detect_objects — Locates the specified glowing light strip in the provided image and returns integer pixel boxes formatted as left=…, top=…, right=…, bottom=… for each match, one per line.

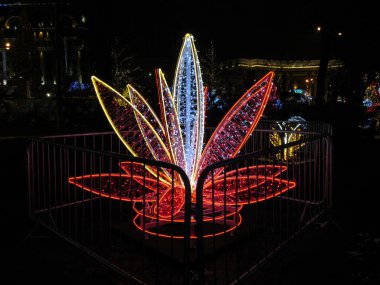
left=132, top=202, right=242, bottom=222
left=127, top=84, right=167, bottom=142
left=92, top=76, right=141, bottom=157
left=68, top=174, right=159, bottom=202
left=202, top=176, right=296, bottom=200
left=173, top=34, right=204, bottom=182
left=202, top=165, right=288, bottom=190
left=156, top=69, right=186, bottom=173
left=119, top=161, right=172, bottom=190
left=92, top=76, right=170, bottom=183
left=189, top=35, right=205, bottom=187
left=211, top=179, right=297, bottom=206
left=173, top=34, right=193, bottom=168
left=133, top=213, right=242, bottom=239
left=127, top=85, right=173, bottom=164
left=155, top=186, right=185, bottom=218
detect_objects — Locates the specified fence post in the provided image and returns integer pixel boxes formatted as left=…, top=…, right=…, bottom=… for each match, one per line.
left=195, top=170, right=207, bottom=285
left=182, top=170, right=192, bottom=285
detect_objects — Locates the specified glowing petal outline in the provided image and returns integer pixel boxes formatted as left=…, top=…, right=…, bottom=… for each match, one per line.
left=202, top=165, right=289, bottom=190
left=173, top=33, right=205, bottom=183
left=127, top=84, right=173, bottom=165
left=203, top=177, right=296, bottom=206
left=68, top=174, right=159, bottom=202
left=92, top=76, right=171, bottom=182
left=156, top=68, right=186, bottom=173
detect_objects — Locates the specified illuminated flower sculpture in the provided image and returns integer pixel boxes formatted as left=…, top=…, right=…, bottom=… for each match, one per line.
left=69, top=34, right=296, bottom=238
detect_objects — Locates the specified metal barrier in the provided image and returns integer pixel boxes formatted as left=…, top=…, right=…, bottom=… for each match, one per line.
left=194, top=134, right=332, bottom=284
left=27, top=120, right=332, bottom=285
left=27, top=137, right=192, bottom=284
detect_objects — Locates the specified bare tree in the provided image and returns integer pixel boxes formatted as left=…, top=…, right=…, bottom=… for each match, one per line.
left=11, top=9, right=34, bottom=99
left=111, top=39, right=142, bottom=93
left=201, top=41, right=226, bottom=111
left=316, top=26, right=330, bottom=106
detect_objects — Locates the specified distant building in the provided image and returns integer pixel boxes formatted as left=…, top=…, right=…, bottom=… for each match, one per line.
left=0, top=2, right=88, bottom=98
left=219, top=58, right=344, bottom=99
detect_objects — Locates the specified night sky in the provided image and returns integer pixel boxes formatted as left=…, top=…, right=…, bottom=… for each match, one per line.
left=0, top=0, right=378, bottom=70
left=71, top=0, right=380, bottom=72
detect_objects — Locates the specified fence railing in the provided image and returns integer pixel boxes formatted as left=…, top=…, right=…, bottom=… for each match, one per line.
left=194, top=134, right=332, bottom=284
left=27, top=120, right=332, bottom=285
left=27, top=138, right=192, bottom=284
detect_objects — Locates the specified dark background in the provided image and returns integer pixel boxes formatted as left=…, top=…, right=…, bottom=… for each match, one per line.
left=77, top=0, right=380, bottom=73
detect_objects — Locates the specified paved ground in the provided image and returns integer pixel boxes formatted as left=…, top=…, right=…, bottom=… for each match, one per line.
left=1, top=122, right=379, bottom=284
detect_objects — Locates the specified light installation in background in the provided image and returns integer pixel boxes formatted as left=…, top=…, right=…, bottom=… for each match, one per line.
left=68, top=81, right=91, bottom=91
left=69, top=34, right=296, bottom=238
left=269, top=116, right=307, bottom=161
left=268, top=83, right=283, bottom=109
left=363, top=80, right=380, bottom=113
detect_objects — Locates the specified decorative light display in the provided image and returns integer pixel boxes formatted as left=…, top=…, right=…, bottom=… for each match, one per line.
left=290, top=89, right=313, bottom=104
left=269, top=116, right=306, bottom=161
left=68, top=81, right=91, bottom=91
left=268, top=84, right=283, bottom=109
left=69, top=34, right=296, bottom=238
left=363, top=80, right=380, bottom=113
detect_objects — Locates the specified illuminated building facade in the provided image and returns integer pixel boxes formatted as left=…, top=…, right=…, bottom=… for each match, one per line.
left=0, top=3, right=87, bottom=98
left=219, top=58, right=344, bottom=100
